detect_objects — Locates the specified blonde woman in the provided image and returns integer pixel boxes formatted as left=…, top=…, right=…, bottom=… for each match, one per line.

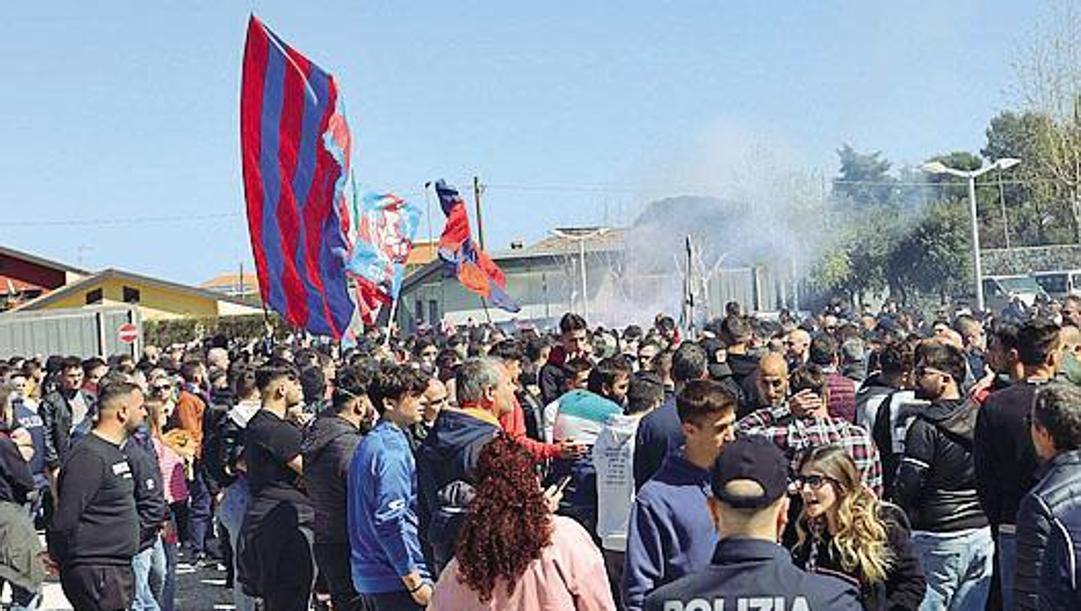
left=792, top=444, right=925, bottom=611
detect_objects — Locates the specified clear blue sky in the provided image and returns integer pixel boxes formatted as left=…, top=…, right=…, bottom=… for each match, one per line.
left=0, top=1, right=1044, bottom=284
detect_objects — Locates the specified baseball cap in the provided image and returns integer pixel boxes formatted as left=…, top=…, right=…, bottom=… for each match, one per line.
left=710, top=436, right=788, bottom=509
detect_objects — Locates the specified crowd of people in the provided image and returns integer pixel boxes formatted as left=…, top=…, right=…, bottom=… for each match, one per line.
left=1, top=295, right=1080, bottom=610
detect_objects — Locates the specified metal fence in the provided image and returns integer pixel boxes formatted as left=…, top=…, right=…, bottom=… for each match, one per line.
left=0, top=305, right=140, bottom=359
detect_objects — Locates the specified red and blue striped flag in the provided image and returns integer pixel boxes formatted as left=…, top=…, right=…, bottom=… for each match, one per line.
left=434, top=180, right=520, bottom=313
left=241, top=15, right=356, bottom=338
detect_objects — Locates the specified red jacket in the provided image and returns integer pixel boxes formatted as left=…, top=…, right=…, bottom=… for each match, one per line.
left=499, top=396, right=562, bottom=460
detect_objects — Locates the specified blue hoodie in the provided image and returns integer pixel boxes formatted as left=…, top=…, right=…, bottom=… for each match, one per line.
left=621, top=451, right=718, bottom=611
left=348, top=420, right=429, bottom=595
left=415, top=407, right=501, bottom=574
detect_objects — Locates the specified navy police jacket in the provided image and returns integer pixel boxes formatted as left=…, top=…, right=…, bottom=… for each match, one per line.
left=644, top=537, right=861, bottom=611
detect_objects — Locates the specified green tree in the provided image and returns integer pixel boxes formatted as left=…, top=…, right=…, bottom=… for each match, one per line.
left=982, top=110, right=1076, bottom=244
left=833, top=144, right=897, bottom=205
left=892, top=200, right=973, bottom=303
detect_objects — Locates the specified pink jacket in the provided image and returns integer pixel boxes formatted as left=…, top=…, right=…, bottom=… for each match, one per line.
left=153, top=437, right=189, bottom=504
left=429, top=515, right=615, bottom=611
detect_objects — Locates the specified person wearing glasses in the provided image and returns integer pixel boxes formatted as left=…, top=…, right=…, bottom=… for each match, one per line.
left=793, top=444, right=926, bottom=610
left=892, top=340, right=992, bottom=611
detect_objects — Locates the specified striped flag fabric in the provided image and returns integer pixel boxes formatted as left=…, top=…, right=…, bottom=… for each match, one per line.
left=240, top=15, right=356, bottom=338
left=434, top=180, right=520, bottom=313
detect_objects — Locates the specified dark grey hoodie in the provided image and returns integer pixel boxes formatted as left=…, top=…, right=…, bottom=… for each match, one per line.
left=301, top=413, right=363, bottom=544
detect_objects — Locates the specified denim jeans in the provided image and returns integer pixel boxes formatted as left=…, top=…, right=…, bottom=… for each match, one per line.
left=186, top=469, right=212, bottom=556
left=912, top=527, right=995, bottom=611
left=996, top=528, right=1017, bottom=611
left=162, top=537, right=178, bottom=611
left=132, top=541, right=162, bottom=611
left=218, top=478, right=256, bottom=611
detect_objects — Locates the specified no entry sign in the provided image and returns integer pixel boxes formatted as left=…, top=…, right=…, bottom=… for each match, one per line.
left=118, top=323, right=138, bottom=344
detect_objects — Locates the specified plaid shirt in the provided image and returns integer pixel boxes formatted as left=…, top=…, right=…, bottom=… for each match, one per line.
left=737, top=404, right=883, bottom=497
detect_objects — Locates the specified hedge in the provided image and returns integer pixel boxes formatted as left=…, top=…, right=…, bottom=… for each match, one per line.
left=143, top=313, right=292, bottom=347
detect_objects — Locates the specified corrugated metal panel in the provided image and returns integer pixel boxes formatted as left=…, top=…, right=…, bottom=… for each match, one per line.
left=0, top=306, right=139, bottom=358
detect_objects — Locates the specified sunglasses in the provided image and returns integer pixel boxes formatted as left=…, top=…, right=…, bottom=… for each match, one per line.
left=798, top=474, right=838, bottom=490
left=915, top=366, right=949, bottom=379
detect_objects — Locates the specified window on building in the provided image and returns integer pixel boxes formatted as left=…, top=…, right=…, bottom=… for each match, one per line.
left=428, top=300, right=439, bottom=324
left=123, top=286, right=141, bottom=303
left=85, top=288, right=102, bottom=305
left=415, top=300, right=424, bottom=323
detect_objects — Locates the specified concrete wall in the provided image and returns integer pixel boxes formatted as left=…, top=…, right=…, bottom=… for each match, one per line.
left=983, top=245, right=1081, bottom=276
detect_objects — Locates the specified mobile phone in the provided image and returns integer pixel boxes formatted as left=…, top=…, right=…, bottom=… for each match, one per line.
left=554, top=475, right=573, bottom=494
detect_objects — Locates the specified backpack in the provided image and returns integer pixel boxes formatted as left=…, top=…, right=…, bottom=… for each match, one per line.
left=872, top=390, right=921, bottom=497
left=205, top=408, right=247, bottom=488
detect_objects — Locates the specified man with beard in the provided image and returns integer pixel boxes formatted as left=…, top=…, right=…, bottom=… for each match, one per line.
left=974, top=319, right=1060, bottom=610
left=737, top=361, right=882, bottom=497
left=237, top=365, right=314, bottom=611
left=48, top=382, right=146, bottom=611
left=893, top=340, right=993, bottom=611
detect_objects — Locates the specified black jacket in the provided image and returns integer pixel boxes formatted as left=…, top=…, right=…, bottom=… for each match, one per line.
left=39, top=389, right=95, bottom=470
left=973, top=380, right=1043, bottom=527
left=792, top=504, right=926, bottom=611
left=1014, top=449, right=1081, bottom=610
left=0, top=434, right=34, bottom=504
left=644, top=538, right=862, bottom=611
left=301, top=413, right=363, bottom=545
left=891, top=399, right=988, bottom=532
left=539, top=361, right=566, bottom=406
left=124, top=436, right=167, bottom=552
left=48, top=433, right=138, bottom=567
left=415, top=408, right=499, bottom=573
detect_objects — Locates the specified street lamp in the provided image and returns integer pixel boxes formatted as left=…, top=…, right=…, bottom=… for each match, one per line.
left=920, top=157, right=1022, bottom=313
left=551, top=228, right=609, bottom=321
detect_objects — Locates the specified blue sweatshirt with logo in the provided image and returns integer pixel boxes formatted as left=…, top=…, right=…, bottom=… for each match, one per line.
left=348, top=421, right=429, bottom=594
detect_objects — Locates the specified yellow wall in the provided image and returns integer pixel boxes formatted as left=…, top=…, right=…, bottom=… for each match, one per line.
left=39, top=278, right=221, bottom=320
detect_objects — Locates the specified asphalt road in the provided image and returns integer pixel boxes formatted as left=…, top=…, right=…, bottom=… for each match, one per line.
left=27, top=555, right=235, bottom=610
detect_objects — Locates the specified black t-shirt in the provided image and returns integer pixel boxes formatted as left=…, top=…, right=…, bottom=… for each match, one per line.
left=243, top=410, right=308, bottom=505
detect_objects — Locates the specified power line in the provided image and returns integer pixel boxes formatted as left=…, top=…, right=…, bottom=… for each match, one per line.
left=6, top=175, right=1074, bottom=227
left=4, top=212, right=243, bottom=228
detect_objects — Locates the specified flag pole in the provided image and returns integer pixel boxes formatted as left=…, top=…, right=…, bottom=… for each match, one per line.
left=479, top=296, right=492, bottom=324
left=383, top=296, right=399, bottom=348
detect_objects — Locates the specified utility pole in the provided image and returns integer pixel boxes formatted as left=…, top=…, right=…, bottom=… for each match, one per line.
left=684, top=236, right=695, bottom=339
left=473, top=176, right=485, bottom=250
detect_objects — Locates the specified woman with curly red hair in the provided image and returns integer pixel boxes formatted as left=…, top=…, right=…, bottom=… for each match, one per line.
left=429, top=433, right=615, bottom=610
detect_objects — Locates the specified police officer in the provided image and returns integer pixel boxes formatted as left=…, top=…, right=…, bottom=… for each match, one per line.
left=644, top=436, right=861, bottom=611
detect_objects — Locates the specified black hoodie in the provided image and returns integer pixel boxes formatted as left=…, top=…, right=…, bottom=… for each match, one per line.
left=415, top=408, right=500, bottom=573
left=891, top=399, right=988, bottom=532
left=727, top=352, right=761, bottom=417
left=301, top=413, right=363, bottom=545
